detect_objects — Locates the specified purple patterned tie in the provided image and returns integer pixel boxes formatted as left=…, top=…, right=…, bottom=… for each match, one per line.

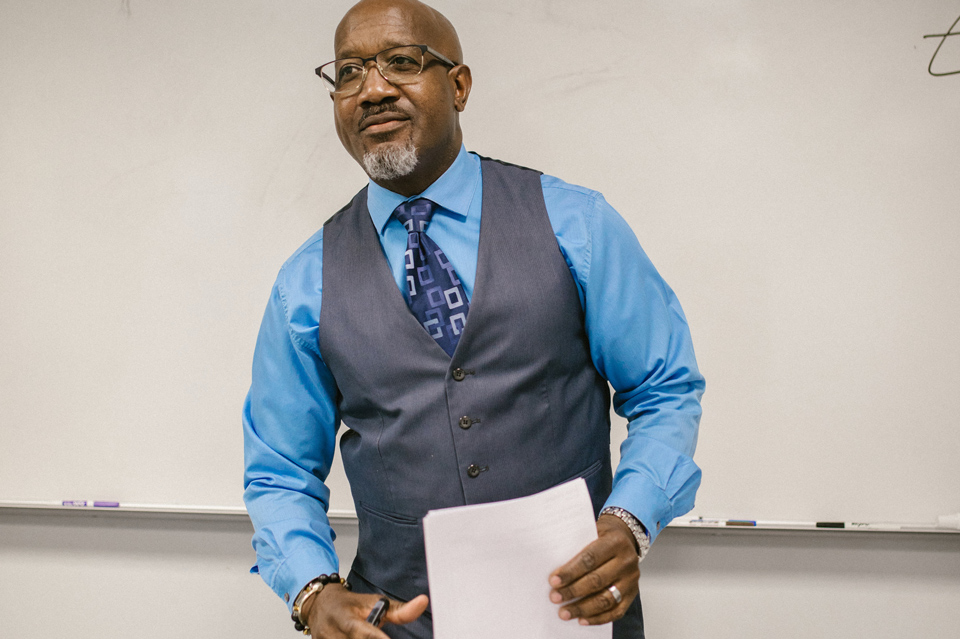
left=393, top=198, right=469, bottom=357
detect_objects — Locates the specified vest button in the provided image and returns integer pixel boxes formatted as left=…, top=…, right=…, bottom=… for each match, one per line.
left=467, top=464, right=481, bottom=478
left=459, top=416, right=472, bottom=429
left=452, top=368, right=466, bottom=382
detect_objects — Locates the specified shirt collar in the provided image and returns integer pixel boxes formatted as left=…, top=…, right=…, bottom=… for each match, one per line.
left=366, top=145, right=480, bottom=235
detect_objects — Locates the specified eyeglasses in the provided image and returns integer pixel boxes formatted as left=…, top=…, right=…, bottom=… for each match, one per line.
left=316, top=44, right=457, bottom=96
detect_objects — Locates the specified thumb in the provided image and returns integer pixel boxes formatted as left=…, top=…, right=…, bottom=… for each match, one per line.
left=385, top=594, right=429, bottom=626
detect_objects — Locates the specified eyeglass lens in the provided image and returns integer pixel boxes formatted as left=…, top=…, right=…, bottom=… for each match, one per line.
left=320, top=46, right=426, bottom=94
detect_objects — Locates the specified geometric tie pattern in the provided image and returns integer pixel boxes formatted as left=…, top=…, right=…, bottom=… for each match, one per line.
left=393, top=198, right=469, bottom=357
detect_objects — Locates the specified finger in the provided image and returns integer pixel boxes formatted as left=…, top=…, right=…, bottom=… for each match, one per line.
left=575, top=597, right=634, bottom=627
left=364, top=597, right=391, bottom=628
left=560, top=581, right=635, bottom=622
left=309, top=590, right=393, bottom=639
left=384, top=594, right=429, bottom=626
left=549, top=535, right=621, bottom=589
left=551, top=553, right=636, bottom=604
left=337, top=615, right=392, bottom=639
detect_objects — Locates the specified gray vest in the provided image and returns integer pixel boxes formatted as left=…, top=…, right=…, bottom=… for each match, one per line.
left=318, top=157, right=612, bottom=604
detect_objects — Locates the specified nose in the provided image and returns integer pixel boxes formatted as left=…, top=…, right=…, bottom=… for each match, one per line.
left=355, top=61, right=399, bottom=104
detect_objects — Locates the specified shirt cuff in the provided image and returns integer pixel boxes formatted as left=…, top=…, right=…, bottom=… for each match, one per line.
left=602, top=471, right=675, bottom=544
left=260, top=543, right=340, bottom=614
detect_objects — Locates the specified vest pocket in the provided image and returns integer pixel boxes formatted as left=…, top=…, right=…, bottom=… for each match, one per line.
left=561, top=458, right=603, bottom=485
left=353, top=501, right=429, bottom=605
left=356, top=500, right=420, bottom=525
left=559, top=458, right=610, bottom=516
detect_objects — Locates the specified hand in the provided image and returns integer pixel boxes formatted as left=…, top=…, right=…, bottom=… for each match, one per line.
left=548, top=514, right=641, bottom=626
left=302, top=582, right=429, bottom=638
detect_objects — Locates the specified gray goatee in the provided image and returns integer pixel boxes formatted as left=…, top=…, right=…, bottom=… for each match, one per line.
left=363, top=141, right=418, bottom=181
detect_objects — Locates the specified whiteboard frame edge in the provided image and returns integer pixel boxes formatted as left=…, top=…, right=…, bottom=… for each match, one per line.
left=0, top=501, right=358, bottom=524
left=2, top=502, right=957, bottom=533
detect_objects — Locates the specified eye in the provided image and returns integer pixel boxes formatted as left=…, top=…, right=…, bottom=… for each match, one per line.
left=336, top=63, right=363, bottom=84
left=385, top=54, right=421, bottom=73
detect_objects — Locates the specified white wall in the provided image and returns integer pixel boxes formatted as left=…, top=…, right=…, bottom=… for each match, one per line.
left=3, top=0, right=959, bottom=522
left=2, top=1, right=960, bottom=637
left=2, top=511, right=958, bottom=638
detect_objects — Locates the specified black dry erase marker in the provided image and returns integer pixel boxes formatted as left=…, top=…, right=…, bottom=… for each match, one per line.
left=366, top=597, right=390, bottom=626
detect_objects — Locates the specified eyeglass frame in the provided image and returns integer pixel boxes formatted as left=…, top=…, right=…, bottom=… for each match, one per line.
left=316, top=44, right=458, bottom=96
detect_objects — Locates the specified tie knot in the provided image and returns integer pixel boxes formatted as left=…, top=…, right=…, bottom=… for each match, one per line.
left=393, top=198, right=437, bottom=233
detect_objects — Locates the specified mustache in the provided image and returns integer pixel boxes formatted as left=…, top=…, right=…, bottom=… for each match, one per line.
left=359, top=103, right=407, bottom=127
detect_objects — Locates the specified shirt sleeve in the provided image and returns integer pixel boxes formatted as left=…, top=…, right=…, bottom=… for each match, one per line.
left=543, top=179, right=705, bottom=544
left=242, top=240, right=342, bottom=611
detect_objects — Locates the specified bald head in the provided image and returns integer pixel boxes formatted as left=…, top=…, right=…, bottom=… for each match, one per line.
left=335, top=0, right=463, bottom=64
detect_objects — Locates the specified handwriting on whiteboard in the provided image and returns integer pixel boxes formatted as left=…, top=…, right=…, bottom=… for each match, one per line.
left=924, top=14, right=960, bottom=76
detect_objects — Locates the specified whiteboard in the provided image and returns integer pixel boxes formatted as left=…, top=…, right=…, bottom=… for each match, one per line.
left=1, top=0, right=958, bottom=524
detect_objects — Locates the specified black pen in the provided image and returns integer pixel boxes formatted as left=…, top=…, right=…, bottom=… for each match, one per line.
left=366, top=597, right=390, bottom=626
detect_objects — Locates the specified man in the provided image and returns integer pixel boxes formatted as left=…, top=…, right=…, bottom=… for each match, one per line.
left=242, top=1, right=705, bottom=637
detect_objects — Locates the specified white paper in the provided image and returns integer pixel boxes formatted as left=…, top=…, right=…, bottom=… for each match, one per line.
left=423, top=478, right=612, bottom=639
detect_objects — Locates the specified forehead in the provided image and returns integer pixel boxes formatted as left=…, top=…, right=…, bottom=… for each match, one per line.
left=335, top=6, right=429, bottom=59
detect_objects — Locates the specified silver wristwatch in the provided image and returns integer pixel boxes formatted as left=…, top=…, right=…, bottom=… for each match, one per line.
left=600, top=506, right=651, bottom=562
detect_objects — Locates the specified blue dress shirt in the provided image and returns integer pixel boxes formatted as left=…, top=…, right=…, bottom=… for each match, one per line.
left=243, top=146, right=705, bottom=608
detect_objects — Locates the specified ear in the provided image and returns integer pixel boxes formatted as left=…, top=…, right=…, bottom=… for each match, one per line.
left=449, top=64, right=472, bottom=112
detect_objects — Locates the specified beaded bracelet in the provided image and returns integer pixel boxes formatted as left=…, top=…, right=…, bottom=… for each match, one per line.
left=291, top=573, right=351, bottom=634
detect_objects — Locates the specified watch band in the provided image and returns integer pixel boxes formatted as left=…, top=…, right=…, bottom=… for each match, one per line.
left=600, top=506, right=651, bottom=562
